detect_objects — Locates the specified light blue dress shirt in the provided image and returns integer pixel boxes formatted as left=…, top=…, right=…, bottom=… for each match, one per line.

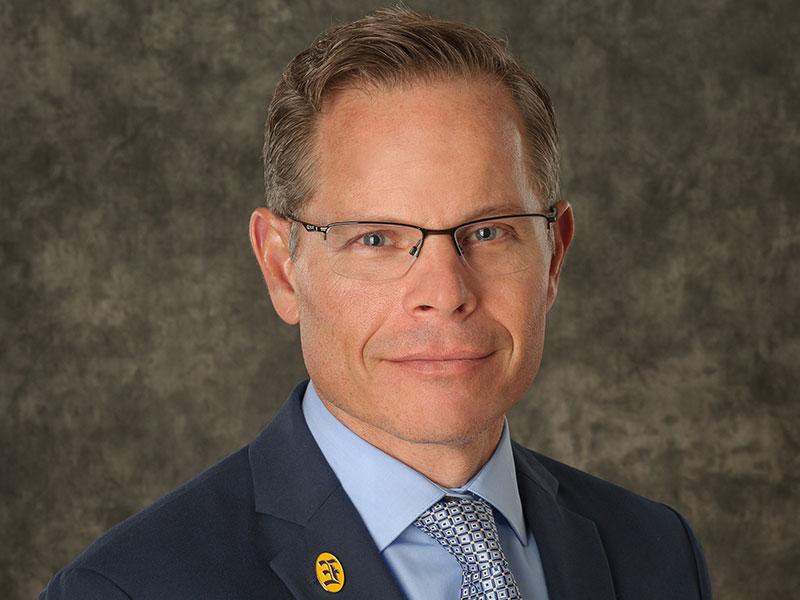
left=302, top=380, right=550, bottom=600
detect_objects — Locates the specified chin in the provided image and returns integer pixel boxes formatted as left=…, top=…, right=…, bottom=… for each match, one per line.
left=385, top=397, right=506, bottom=447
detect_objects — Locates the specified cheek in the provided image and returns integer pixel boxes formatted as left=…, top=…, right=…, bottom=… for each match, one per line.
left=295, top=269, right=395, bottom=370
left=488, top=269, right=549, bottom=354
left=297, top=275, right=349, bottom=349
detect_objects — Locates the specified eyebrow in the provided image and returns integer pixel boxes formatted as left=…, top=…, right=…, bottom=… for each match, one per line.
left=460, top=202, right=531, bottom=222
left=335, top=201, right=532, bottom=227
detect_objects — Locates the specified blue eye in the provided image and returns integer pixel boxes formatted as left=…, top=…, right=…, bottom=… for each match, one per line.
left=474, top=226, right=497, bottom=241
left=361, top=232, right=386, bottom=247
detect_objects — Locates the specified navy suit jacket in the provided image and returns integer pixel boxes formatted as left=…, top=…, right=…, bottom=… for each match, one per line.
left=41, top=380, right=712, bottom=599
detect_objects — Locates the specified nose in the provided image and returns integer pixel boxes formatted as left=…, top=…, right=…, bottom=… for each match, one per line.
left=401, top=234, right=478, bottom=319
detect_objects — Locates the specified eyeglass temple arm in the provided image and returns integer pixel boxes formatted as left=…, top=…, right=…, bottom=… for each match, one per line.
left=544, top=206, right=559, bottom=229
left=288, top=217, right=328, bottom=234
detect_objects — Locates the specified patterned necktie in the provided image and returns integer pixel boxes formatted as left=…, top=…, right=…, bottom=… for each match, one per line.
left=414, top=495, right=523, bottom=599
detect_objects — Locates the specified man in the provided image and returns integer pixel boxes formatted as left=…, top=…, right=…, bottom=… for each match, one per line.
left=41, top=7, right=712, bottom=599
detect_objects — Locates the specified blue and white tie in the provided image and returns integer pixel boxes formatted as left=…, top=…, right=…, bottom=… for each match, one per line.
left=414, top=495, right=523, bottom=599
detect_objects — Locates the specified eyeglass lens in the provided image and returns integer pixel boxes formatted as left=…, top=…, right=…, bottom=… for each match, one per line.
left=322, top=216, right=545, bottom=281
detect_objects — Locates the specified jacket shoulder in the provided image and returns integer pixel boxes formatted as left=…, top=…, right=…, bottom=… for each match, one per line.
left=516, top=442, right=679, bottom=517
left=79, top=446, right=253, bottom=562
left=42, top=447, right=281, bottom=598
left=514, top=443, right=713, bottom=599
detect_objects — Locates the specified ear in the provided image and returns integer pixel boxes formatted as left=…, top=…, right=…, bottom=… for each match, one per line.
left=249, top=207, right=300, bottom=324
left=546, top=199, right=574, bottom=311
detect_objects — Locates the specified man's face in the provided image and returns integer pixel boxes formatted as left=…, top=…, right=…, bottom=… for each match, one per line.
left=275, top=78, right=568, bottom=448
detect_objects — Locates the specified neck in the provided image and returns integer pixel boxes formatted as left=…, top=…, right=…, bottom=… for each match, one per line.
left=322, top=400, right=505, bottom=489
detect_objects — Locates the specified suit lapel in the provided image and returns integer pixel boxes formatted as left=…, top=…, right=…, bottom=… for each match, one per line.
left=269, top=485, right=407, bottom=600
left=248, top=381, right=406, bottom=600
left=512, top=444, right=617, bottom=600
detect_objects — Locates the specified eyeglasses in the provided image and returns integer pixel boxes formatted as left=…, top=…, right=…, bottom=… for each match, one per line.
left=288, top=207, right=558, bottom=281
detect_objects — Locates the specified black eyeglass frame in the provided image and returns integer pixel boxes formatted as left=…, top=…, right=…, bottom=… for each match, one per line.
left=287, top=206, right=559, bottom=258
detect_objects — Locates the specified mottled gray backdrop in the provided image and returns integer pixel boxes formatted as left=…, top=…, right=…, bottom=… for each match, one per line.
left=2, top=1, right=798, bottom=598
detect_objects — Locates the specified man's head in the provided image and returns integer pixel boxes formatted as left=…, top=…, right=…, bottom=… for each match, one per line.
left=262, top=7, right=561, bottom=256
left=250, top=7, right=573, bottom=461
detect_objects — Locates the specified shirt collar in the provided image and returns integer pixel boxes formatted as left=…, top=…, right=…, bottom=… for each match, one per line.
left=302, top=380, right=528, bottom=551
left=455, top=421, right=528, bottom=545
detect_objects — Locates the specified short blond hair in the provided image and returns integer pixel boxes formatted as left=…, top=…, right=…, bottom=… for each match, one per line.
left=263, top=6, right=559, bottom=243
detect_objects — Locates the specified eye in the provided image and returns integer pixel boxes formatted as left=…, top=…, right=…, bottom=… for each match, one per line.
left=360, top=232, right=387, bottom=247
left=458, top=221, right=516, bottom=248
left=473, top=226, right=497, bottom=242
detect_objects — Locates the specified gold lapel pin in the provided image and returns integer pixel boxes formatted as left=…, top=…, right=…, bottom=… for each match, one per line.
left=315, top=552, right=345, bottom=592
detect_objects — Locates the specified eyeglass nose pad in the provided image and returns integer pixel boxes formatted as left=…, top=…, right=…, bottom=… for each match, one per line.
left=408, top=235, right=464, bottom=259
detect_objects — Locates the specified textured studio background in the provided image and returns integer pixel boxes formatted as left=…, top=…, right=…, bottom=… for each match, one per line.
left=2, top=1, right=798, bottom=598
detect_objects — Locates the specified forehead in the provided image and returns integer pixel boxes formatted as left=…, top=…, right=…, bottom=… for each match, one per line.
left=309, top=77, right=535, bottom=225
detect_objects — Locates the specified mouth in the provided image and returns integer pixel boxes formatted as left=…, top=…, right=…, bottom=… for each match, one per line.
left=383, top=351, right=495, bottom=375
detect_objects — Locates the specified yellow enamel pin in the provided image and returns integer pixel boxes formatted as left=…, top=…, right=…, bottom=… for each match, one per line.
left=315, top=552, right=345, bottom=592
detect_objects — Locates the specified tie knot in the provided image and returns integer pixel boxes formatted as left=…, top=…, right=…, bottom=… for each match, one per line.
left=414, top=496, right=503, bottom=573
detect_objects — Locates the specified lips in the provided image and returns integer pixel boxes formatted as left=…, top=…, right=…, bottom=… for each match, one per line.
left=382, top=350, right=495, bottom=375
left=387, top=351, right=493, bottom=362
